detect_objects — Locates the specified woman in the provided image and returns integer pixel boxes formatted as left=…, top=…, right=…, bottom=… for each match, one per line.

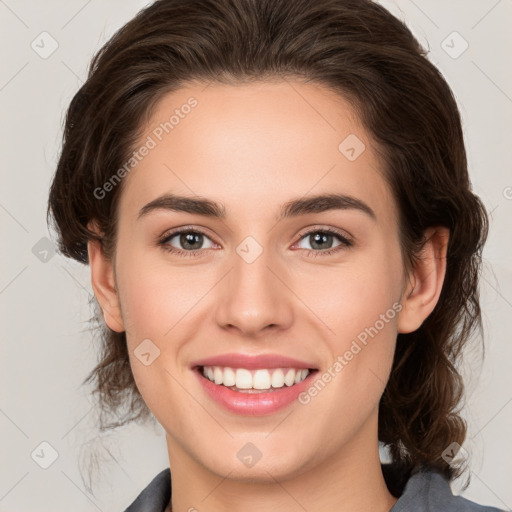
left=47, top=0, right=504, bottom=510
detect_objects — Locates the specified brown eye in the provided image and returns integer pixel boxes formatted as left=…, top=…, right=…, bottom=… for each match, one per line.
left=159, top=228, right=216, bottom=257
left=294, top=228, right=353, bottom=257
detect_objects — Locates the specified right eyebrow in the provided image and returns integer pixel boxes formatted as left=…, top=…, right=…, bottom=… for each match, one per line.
left=138, top=194, right=226, bottom=220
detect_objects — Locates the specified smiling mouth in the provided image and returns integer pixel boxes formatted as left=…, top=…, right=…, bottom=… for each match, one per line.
left=196, top=365, right=318, bottom=393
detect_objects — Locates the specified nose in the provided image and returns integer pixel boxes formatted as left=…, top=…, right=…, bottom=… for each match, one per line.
left=213, top=243, right=294, bottom=338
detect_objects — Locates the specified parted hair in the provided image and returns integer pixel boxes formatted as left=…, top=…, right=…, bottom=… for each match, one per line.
left=48, top=0, right=488, bottom=490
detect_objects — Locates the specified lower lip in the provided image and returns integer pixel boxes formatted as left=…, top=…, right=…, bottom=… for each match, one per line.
left=194, top=367, right=317, bottom=416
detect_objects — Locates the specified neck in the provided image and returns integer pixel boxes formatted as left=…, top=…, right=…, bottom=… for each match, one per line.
left=165, top=415, right=398, bottom=512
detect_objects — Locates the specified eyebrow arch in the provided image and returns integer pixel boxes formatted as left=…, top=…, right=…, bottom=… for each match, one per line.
left=280, top=193, right=376, bottom=221
left=137, top=192, right=376, bottom=221
left=138, top=194, right=225, bottom=220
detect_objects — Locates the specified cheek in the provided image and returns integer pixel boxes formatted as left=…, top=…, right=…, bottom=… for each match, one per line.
left=115, top=252, right=206, bottom=341
left=300, top=287, right=400, bottom=439
left=116, top=254, right=201, bottom=417
left=302, top=249, right=403, bottom=400
left=300, top=251, right=403, bottom=340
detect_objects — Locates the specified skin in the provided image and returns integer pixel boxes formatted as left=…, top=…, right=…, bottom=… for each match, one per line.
left=88, top=80, right=448, bottom=512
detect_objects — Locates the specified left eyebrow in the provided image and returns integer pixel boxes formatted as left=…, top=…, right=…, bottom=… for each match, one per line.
left=279, top=193, right=376, bottom=221
left=137, top=192, right=376, bottom=221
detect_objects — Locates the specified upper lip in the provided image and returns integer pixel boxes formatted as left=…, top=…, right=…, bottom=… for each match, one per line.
left=191, top=353, right=318, bottom=370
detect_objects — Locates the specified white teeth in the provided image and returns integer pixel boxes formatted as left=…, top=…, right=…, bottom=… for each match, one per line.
left=235, top=369, right=253, bottom=389
left=271, top=369, right=285, bottom=388
left=223, top=367, right=236, bottom=387
left=284, top=369, right=296, bottom=386
left=213, top=367, right=223, bottom=385
left=201, top=366, right=311, bottom=390
left=253, top=369, right=270, bottom=390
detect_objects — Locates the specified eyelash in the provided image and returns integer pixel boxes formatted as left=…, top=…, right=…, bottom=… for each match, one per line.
left=157, top=226, right=353, bottom=259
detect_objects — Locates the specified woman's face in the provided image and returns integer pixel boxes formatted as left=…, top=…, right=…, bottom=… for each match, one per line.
left=102, top=80, right=410, bottom=481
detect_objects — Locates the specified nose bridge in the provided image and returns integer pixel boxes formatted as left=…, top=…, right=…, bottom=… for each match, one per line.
left=214, top=237, right=293, bottom=335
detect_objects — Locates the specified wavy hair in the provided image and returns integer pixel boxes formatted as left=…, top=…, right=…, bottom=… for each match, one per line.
left=47, top=0, right=488, bottom=491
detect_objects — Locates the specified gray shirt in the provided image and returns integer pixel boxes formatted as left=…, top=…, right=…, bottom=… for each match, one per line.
left=123, top=464, right=506, bottom=511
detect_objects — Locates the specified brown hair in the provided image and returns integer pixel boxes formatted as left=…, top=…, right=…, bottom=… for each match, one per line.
left=48, top=0, right=488, bottom=490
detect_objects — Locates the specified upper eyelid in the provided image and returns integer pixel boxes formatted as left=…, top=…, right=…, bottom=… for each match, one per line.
left=295, top=225, right=352, bottom=241
left=160, top=225, right=215, bottom=240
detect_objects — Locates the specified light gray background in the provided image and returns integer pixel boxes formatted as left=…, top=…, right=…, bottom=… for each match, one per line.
left=1, top=0, right=511, bottom=510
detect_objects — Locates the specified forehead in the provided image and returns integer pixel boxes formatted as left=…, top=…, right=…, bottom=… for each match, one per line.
left=118, top=80, right=397, bottom=226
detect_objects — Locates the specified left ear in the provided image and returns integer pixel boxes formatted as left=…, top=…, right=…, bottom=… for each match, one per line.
left=397, top=226, right=449, bottom=334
